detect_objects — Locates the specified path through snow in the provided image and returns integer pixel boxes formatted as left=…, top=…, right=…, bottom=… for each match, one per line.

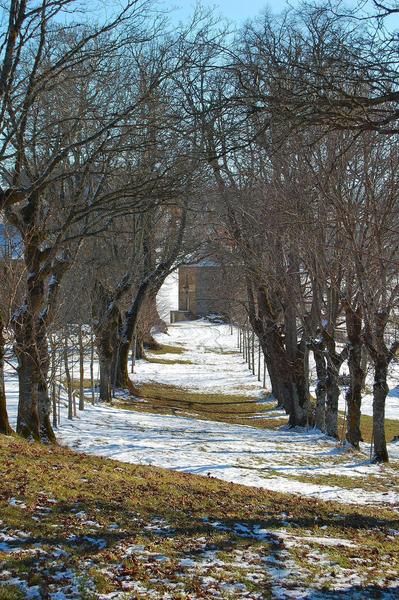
left=4, top=320, right=399, bottom=507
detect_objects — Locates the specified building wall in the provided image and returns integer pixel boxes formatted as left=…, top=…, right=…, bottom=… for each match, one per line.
left=178, top=265, right=230, bottom=317
left=195, top=267, right=228, bottom=316
left=178, top=266, right=198, bottom=314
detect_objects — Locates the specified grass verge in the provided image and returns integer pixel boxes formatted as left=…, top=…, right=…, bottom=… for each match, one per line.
left=145, top=357, right=193, bottom=365
left=0, top=435, right=398, bottom=599
left=148, top=343, right=186, bottom=355
left=338, top=412, right=399, bottom=444
left=120, top=382, right=286, bottom=428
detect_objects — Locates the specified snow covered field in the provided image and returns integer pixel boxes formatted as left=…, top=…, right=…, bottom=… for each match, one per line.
left=5, top=320, right=399, bottom=508
left=134, top=320, right=268, bottom=396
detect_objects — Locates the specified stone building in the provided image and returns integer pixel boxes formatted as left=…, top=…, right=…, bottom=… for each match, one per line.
left=170, top=259, right=231, bottom=322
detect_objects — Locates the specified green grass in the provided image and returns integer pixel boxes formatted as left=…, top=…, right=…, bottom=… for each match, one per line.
left=132, top=382, right=269, bottom=405
left=338, top=412, right=399, bottom=443
left=149, top=343, right=185, bottom=355
left=0, top=435, right=398, bottom=598
left=145, top=357, right=193, bottom=365
left=120, top=381, right=287, bottom=428
left=65, top=378, right=98, bottom=391
left=0, top=586, right=25, bottom=600
left=275, top=470, right=399, bottom=493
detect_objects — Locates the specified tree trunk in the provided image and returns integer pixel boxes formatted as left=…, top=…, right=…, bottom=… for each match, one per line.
left=98, top=351, right=112, bottom=402
left=360, top=347, right=368, bottom=390
left=90, top=329, right=95, bottom=405
left=144, top=334, right=161, bottom=351
left=113, top=282, right=150, bottom=389
left=15, top=348, right=40, bottom=440
left=78, top=326, right=85, bottom=411
left=259, top=328, right=308, bottom=426
left=246, top=284, right=309, bottom=425
left=93, top=277, right=132, bottom=395
left=14, top=309, right=41, bottom=440
left=251, top=330, right=255, bottom=375
left=322, top=333, right=347, bottom=439
left=345, top=304, right=363, bottom=448
left=49, top=336, right=58, bottom=429
left=12, top=231, right=56, bottom=442
left=266, top=358, right=283, bottom=405
left=36, top=327, right=56, bottom=443
left=346, top=342, right=363, bottom=448
left=0, top=316, right=13, bottom=435
left=63, top=334, right=73, bottom=420
left=372, top=358, right=389, bottom=463
left=325, top=365, right=340, bottom=438
left=113, top=206, right=186, bottom=390
left=136, top=333, right=146, bottom=359
left=95, top=320, right=119, bottom=402
left=37, top=379, right=55, bottom=442
left=314, top=350, right=327, bottom=432
left=113, top=340, right=132, bottom=389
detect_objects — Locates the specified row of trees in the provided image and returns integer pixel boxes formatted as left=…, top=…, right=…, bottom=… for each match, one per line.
left=1, top=1, right=398, bottom=462
left=0, top=0, right=208, bottom=442
left=198, top=1, right=399, bottom=462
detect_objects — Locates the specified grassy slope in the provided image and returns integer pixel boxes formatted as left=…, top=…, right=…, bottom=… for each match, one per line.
left=0, top=435, right=398, bottom=599
left=118, top=382, right=287, bottom=429
left=119, top=380, right=399, bottom=443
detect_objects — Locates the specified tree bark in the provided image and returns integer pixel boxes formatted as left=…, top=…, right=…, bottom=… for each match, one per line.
left=0, top=316, right=13, bottom=435
left=372, top=358, right=389, bottom=463
left=345, top=344, right=363, bottom=448
left=78, top=325, right=85, bottom=411
left=113, top=279, right=152, bottom=389
left=13, top=306, right=41, bottom=440
left=323, top=332, right=347, bottom=439
left=364, top=310, right=395, bottom=463
left=15, top=346, right=40, bottom=439
left=11, top=202, right=66, bottom=442
left=248, top=285, right=309, bottom=426
left=114, top=205, right=186, bottom=389
left=345, top=304, right=363, bottom=448
left=49, top=336, right=58, bottom=429
left=90, top=329, right=95, bottom=405
left=92, top=275, right=133, bottom=398
left=63, top=334, right=73, bottom=420
left=36, top=325, right=56, bottom=443
left=313, top=349, right=327, bottom=432
left=325, top=365, right=340, bottom=438
left=135, top=333, right=146, bottom=359
left=98, top=350, right=112, bottom=402
left=258, top=323, right=308, bottom=425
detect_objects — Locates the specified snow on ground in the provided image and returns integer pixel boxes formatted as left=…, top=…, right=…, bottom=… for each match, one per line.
left=307, top=346, right=399, bottom=421
left=338, top=375, right=399, bottom=421
left=134, top=320, right=268, bottom=397
left=5, top=319, right=398, bottom=508
left=55, top=403, right=399, bottom=505
left=156, top=271, right=178, bottom=323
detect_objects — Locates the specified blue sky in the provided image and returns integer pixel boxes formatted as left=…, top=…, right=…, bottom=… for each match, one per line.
left=169, top=0, right=399, bottom=28
left=172, top=0, right=285, bottom=23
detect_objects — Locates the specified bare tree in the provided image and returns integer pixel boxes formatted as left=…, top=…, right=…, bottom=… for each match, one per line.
left=0, top=1, right=184, bottom=441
